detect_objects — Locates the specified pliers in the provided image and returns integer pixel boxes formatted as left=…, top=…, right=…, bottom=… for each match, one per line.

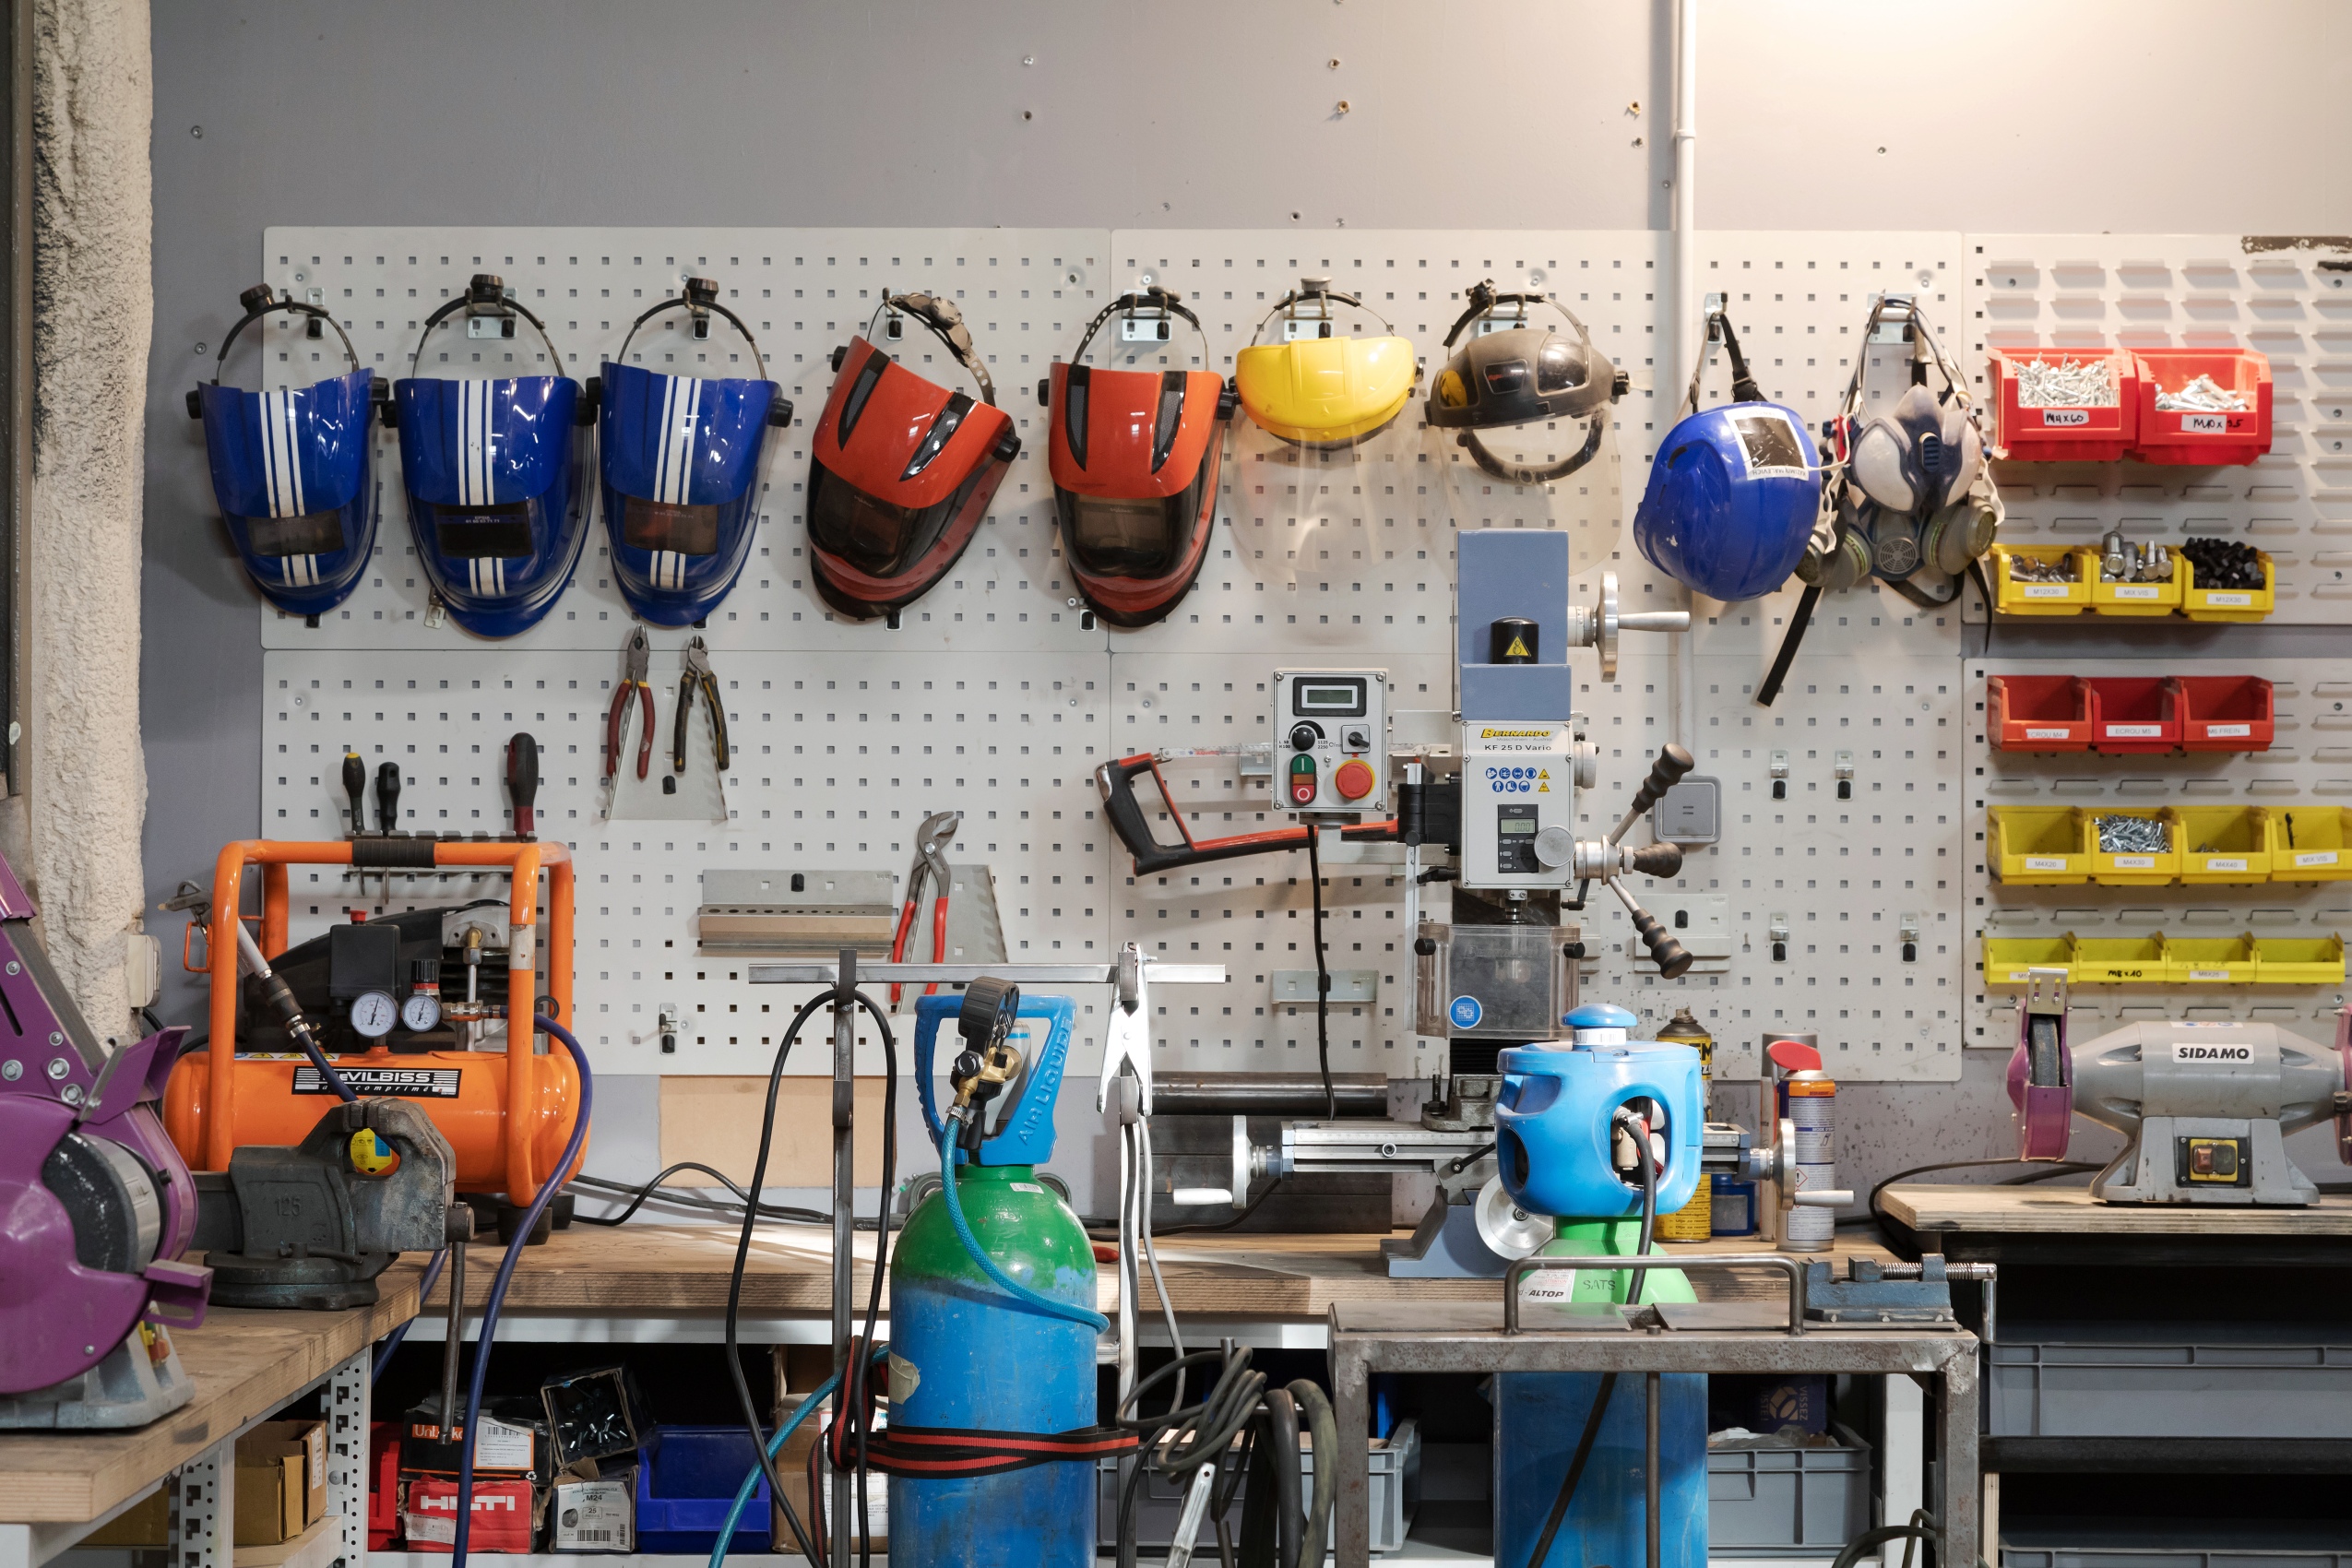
left=889, top=810, right=961, bottom=1005
left=672, top=636, right=730, bottom=775
left=602, top=626, right=655, bottom=783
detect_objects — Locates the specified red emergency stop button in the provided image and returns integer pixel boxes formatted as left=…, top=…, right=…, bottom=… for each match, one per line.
left=1288, top=754, right=1318, bottom=807
left=1334, top=758, right=1375, bottom=802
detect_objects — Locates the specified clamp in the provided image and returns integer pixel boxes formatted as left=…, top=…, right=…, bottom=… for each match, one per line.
left=1097, top=942, right=1155, bottom=1120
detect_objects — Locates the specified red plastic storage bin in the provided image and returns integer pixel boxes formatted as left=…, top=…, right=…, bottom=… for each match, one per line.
left=370, top=1422, right=403, bottom=1550
left=2130, top=349, right=2272, bottom=465
left=2084, top=676, right=2181, bottom=753
left=1989, top=347, right=2137, bottom=461
left=2176, top=675, right=2274, bottom=752
left=1988, top=675, right=2091, bottom=751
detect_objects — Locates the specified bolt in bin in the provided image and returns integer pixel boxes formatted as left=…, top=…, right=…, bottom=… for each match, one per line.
left=1981, top=935, right=2076, bottom=986
left=632, top=1428, right=770, bottom=1555
left=1987, top=675, right=2091, bottom=752
left=2130, top=347, right=2273, bottom=466
left=2072, top=934, right=2166, bottom=984
left=1989, top=807, right=2089, bottom=885
left=1706, top=1424, right=1871, bottom=1556
left=2175, top=675, right=2274, bottom=751
left=2164, top=933, right=2257, bottom=985
left=2180, top=550, right=2275, bottom=623
left=2085, top=807, right=2179, bottom=885
left=2271, top=806, right=2352, bottom=882
left=2083, top=676, right=2181, bottom=753
left=1989, top=544, right=2088, bottom=616
left=2252, top=934, right=2346, bottom=985
left=2167, top=805, right=2272, bottom=883
left=1989, top=347, right=2138, bottom=462
left=2075, top=544, right=2182, bottom=616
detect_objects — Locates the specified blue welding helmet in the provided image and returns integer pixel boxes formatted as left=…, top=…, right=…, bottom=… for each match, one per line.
left=186, top=284, right=386, bottom=620
left=597, top=277, right=791, bottom=626
left=393, top=275, right=594, bottom=638
left=1633, top=401, right=1822, bottom=602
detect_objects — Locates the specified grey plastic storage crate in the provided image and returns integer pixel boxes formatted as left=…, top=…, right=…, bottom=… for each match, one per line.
left=1989, top=1322, right=2352, bottom=1439
left=2002, top=1522, right=2352, bottom=1567
left=1097, top=1418, right=1420, bottom=1556
left=1706, top=1422, right=1871, bottom=1556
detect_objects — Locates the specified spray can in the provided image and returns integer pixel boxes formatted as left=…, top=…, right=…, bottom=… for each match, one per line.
left=1653, top=1010, right=1716, bottom=1241
left=1781, top=1068, right=1836, bottom=1253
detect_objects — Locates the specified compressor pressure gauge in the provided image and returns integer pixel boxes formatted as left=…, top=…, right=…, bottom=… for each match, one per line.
left=350, top=990, right=398, bottom=1039
left=401, top=992, right=443, bottom=1032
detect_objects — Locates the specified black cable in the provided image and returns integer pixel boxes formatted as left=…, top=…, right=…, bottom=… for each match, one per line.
left=568, top=1164, right=833, bottom=1227
left=723, top=991, right=831, bottom=1566
left=1865, top=1157, right=2101, bottom=1241
left=848, top=993, right=898, bottom=1568
left=1112, top=1348, right=1267, bottom=1568
left=1151, top=1177, right=1288, bottom=1236
left=1304, top=825, right=1336, bottom=1120
left=1755, top=584, right=1822, bottom=707
left=2000, top=1161, right=2102, bottom=1186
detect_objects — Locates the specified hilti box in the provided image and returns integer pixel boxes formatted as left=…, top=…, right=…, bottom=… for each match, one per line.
left=402, top=1476, right=539, bottom=1554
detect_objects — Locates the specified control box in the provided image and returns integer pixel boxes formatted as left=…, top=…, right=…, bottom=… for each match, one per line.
left=1460, top=719, right=1581, bottom=889
left=1271, top=669, right=1387, bottom=815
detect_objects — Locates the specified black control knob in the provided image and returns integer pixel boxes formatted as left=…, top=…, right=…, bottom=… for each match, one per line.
left=1289, top=722, right=1320, bottom=753
left=1413, top=936, right=1437, bottom=956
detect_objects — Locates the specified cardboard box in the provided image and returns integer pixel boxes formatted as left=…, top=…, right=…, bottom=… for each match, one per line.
left=77, top=1484, right=167, bottom=1549
left=234, top=1420, right=327, bottom=1546
left=770, top=1345, right=835, bottom=1535
left=402, top=1475, right=538, bottom=1554
left=551, top=1470, right=635, bottom=1553
left=403, top=1398, right=552, bottom=1484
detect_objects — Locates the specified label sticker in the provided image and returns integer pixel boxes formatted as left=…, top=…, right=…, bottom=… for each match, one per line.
left=888, top=1351, right=921, bottom=1404
left=294, top=1065, right=460, bottom=1098
left=2204, top=591, right=2253, bottom=607
left=2040, top=409, right=2091, bottom=427
left=2110, top=585, right=2159, bottom=600
left=2205, top=723, right=2251, bottom=738
left=1010, top=1181, right=1044, bottom=1194
left=2109, top=855, right=2156, bottom=869
left=2202, top=857, right=2249, bottom=872
left=2169, top=1040, right=2252, bottom=1063
left=2021, top=584, right=2072, bottom=600
left=1448, top=995, right=1484, bottom=1030
left=2023, top=857, right=2070, bottom=872
left=2105, top=723, right=2163, bottom=738
left=2187, top=969, right=2232, bottom=981
left=2182, top=412, right=2229, bottom=434
left=2024, top=727, right=2073, bottom=740
left=2295, top=849, right=2340, bottom=867
left=1728, top=408, right=1812, bottom=481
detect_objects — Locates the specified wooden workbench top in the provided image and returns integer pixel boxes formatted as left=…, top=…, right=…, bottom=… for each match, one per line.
left=1881, top=1182, right=2352, bottom=1236
left=410, top=1221, right=1893, bottom=1317
left=0, top=1279, right=418, bottom=1526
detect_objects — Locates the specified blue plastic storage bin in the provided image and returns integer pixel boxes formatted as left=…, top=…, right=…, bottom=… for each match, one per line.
left=632, top=1427, right=772, bottom=1554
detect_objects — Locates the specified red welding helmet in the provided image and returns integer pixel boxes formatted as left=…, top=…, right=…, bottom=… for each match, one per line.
left=806, top=292, right=1019, bottom=621
left=1042, top=290, right=1235, bottom=627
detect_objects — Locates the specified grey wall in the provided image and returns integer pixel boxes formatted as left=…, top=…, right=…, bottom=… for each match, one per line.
left=141, top=1, right=2352, bottom=1206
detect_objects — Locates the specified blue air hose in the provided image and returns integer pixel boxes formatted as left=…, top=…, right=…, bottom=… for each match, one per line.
left=939, top=1145, right=1108, bottom=1331
left=706, top=1345, right=889, bottom=1568
left=451, top=1013, right=592, bottom=1568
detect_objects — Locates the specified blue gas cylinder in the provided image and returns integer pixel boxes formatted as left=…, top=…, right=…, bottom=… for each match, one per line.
left=886, top=1162, right=1098, bottom=1567
left=1491, top=1009, right=1709, bottom=1568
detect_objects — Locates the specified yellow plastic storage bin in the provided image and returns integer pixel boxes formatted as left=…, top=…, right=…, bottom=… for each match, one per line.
left=1982, top=935, right=2075, bottom=985
left=1989, top=544, right=2089, bottom=616
left=2252, top=934, right=2346, bottom=985
left=2073, top=934, right=2166, bottom=984
left=2168, top=806, right=2271, bottom=885
left=2271, top=807, right=2352, bottom=882
left=2180, top=552, right=2275, bottom=623
left=1990, top=806, right=2089, bottom=885
left=2073, top=548, right=2183, bottom=617
left=2164, top=934, right=2257, bottom=984
left=2085, top=807, right=2179, bottom=885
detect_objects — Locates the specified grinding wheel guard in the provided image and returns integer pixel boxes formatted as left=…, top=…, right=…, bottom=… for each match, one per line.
left=1095, top=753, right=1396, bottom=874
left=2007, top=1001, right=2073, bottom=1162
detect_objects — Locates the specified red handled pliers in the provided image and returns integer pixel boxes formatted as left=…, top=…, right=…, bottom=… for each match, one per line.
left=889, top=810, right=961, bottom=1005
left=602, top=625, right=655, bottom=783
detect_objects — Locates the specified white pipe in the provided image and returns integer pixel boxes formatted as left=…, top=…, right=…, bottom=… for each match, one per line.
left=1669, top=0, right=1701, bottom=759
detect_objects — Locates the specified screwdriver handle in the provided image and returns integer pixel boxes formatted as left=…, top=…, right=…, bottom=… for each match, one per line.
left=341, top=752, right=367, bottom=837
left=506, top=732, right=540, bottom=839
left=374, top=762, right=401, bottom=833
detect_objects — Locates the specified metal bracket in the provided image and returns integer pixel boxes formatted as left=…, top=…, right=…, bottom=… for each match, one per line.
left=324, top=1349, right=372, bottom=1563
left=168, top=1439, right=234, bottom=1568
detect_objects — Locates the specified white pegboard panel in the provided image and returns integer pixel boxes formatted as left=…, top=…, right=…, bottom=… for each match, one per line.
left=1960, top=233, right=2352, bottom=624
left=245, top=227, right=1990, bottom=1083
left=1963, top=657, right=2352, bottom=1051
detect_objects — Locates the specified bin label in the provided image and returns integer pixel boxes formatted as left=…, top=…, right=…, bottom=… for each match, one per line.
left=2105, top=723, right=2163, bottom=738
left=2040, top=409, right=2091, bottom=426
left=2110, top=585, right=2160, bottom=600
left=2182, top=412, right=2228, bottom=434
left=2187, top=968, right=2233, bottom=981
left=2025, top=727, right=2073, bottom=740
left=2204, top=591, right=2252, bottom=607
left=2023, top=857, right=2069, bottom=872
left=2206, top=723, right=2251, bottom=737
left=2203, top=857, right=2248, bottom=872
left=2021, top=584, right=2072, bottom=600
left=2295, top=849, right=2339, bottom=867
left=2109, top=855, right=2156, bottom=869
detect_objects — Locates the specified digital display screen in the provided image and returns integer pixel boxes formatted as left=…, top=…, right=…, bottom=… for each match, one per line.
left=1292, top=679, right=1367, bottom=718
left=1499, top=817, right=1536, bottom=837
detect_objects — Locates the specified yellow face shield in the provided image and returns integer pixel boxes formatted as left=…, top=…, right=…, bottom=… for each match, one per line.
left=1234, top=333, right=1417, bottom=447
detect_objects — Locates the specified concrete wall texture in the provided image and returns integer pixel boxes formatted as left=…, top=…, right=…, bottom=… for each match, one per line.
left=139, top=2, right=2352, bottom=1206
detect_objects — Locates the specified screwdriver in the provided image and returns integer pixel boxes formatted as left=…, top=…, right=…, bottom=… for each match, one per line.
left=341, top=752, right=367, bottom=837
left=373, top=763, right=401, bottom=905
left=506, top=732, right=540, bottom=840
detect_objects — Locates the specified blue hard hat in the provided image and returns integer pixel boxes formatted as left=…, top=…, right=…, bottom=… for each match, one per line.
left=597, top=279, right=791, bottom=627
left=188, top=286, right=383, bottom=619
left=395, top=278, right=593, bottom=638
left=1633, top=401, right=1821, bottom=602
